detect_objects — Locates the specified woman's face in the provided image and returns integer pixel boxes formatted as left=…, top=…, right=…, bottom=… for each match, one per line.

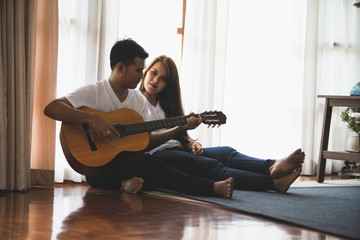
left=144, top=61, right=168, bottom=96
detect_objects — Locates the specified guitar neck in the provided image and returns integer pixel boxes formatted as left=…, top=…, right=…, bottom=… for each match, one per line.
left=116, top=114, right=200, bottom=137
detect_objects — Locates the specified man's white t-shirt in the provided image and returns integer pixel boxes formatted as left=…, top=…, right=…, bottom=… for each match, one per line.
left=66, top=79, right=150, bottom=121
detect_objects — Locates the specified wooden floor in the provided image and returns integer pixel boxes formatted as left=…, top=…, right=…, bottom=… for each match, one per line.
left=0, top=175, right=351, bottom=240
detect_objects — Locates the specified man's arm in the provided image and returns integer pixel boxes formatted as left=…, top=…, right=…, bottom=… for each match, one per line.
left=44, top=97, right=119, bottom=138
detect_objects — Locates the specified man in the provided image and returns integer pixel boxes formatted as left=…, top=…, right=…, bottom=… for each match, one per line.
left=44, top=38, right=203, bottom=193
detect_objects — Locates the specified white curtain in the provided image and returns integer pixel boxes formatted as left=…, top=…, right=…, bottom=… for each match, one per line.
left=181, top=0, right=310, bottom=170
left=55, top=0, right=183, bottom=182
left=181, top=0, right=229, bottom=148
left=181, top=0, right=360, bottom=175
left=55, top=0, right=102, bottom=182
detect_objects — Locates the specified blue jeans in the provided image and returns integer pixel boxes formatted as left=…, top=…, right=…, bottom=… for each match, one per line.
left=86, top=152, right=215, bottom=196
left=152, top=146, right=276, bottom=192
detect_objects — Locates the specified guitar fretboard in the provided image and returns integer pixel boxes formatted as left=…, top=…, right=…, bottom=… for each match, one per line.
left=115, top=114, right=200, bottom=137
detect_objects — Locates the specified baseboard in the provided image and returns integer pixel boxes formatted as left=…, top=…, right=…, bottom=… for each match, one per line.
left=31, top=169, right=54, bottom=187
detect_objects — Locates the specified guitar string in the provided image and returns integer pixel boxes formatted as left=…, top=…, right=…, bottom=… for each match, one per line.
left=114, top=112, right=218, bottom=137
left=113, top=112, right=227, bottom=137
left=118, top=115, right=198, bottom=136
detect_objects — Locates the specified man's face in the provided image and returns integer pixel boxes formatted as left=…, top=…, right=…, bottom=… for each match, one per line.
left=122, top=57, right=145, bottom=89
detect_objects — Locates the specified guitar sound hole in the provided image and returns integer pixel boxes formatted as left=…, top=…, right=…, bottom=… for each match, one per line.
left=112, top=135, right=130, bottom=142
left=113, top=121, right=129, bottom=142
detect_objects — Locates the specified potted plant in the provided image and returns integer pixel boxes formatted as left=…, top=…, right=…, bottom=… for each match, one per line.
left=340, top=107, right=360, bottom=152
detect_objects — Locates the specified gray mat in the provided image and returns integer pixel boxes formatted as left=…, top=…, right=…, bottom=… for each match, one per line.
left=161, top=186, right=360, bottom=239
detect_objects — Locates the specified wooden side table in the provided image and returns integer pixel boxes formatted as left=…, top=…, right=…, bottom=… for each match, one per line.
left=317, top=95, right=360, bottom=183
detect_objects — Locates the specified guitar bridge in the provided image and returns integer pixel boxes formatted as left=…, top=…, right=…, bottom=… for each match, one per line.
left=82, top=124, right=97, bottom=151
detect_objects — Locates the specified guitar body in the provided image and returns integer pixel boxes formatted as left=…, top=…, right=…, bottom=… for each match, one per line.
left=60, top=107, right=226, bottom=176
left=60, top=108, right=149, bottom=176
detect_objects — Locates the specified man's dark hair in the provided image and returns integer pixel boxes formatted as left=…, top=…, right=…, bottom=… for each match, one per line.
left=110, top=38, right=149, bottom=70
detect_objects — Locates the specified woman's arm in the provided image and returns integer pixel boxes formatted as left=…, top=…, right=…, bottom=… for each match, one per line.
left=147, top=115, right=201, bottom=149
left=185, top=141, right=203, bottom=155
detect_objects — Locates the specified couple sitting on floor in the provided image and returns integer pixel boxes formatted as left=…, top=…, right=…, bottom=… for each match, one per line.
left=44, top=39, right=305, bottom=199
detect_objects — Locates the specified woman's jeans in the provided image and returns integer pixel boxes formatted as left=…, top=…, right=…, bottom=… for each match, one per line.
left=152, top=146, right=276, bottom=192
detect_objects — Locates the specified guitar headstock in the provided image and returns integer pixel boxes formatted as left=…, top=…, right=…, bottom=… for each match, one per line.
left=200, top=111, right=227, bottom=127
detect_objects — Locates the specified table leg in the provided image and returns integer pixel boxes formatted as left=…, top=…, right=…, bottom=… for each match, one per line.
left=316, top=99, right=332, bottom=183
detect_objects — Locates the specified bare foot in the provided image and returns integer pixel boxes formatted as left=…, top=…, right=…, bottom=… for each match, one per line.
left=213, top=177, right=234, bottom=199
left=121, top=177, right=144, bottom=193
left=270, top=148, right=305, bottom=179
left=273, top=167, right=302, bottom=193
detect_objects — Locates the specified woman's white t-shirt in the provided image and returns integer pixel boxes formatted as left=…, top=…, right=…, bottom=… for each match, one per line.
left=141, top=93, right=184, bottom=154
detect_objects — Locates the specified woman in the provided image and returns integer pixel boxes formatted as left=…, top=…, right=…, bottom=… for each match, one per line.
left=137, top=55, right=304, bottom=194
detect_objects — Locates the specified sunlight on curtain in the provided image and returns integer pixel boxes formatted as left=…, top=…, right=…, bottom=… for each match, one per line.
left=56, top=0, right=183, bottom=182
left=182, top=0, right=308, bottom=162
left=181, top=0, right=229, bottom=148
left=221, top=0, right=307, bottom=160
left=55, top=0, right=102, bottom=182
left=98, top=0, right=183, bottom=78
left=182, top=0, right=359, bottom=176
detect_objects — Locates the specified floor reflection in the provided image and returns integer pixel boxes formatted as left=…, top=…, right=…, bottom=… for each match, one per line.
left=0, top=183, right=346, bottom=240
left=52, top=185, right=89, bottom=239
left=0, top=190, right=30, bottom=239
left=55, top=187, right=246, bottom=240
left=56, top=187, right=188, bottom=239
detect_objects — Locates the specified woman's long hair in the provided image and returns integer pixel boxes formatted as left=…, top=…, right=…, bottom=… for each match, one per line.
left=139, top=55, right=192, bottom=144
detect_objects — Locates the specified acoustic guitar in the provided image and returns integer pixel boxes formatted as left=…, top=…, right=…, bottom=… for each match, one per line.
left=60, top=107, right=227, bottom=176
